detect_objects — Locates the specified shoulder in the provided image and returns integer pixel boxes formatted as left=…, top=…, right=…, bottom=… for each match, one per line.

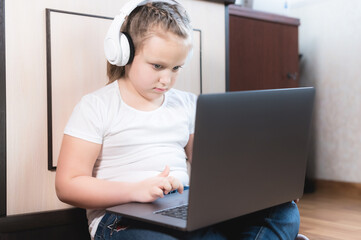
left=80, top=81, right=120, bottom=109
left=65, top=81, right=120, bottom=141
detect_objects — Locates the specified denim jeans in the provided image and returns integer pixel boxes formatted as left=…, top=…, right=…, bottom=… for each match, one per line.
left=94, top=201, right=300, bottom=240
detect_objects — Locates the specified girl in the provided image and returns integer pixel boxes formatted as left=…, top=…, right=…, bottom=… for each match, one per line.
left=55, top=1, right=300, bottom=239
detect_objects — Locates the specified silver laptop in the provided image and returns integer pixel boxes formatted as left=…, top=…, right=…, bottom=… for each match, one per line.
left=107, top=87, right=315, bottom=231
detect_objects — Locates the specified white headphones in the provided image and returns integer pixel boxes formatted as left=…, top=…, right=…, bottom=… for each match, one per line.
left=104, top=0, right=177, bottom=66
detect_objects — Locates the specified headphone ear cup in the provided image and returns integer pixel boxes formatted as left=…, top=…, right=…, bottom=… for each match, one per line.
left=104, top=32, right=134, bottom=66
left=104, top=36, right=119, bottom=65
left=117, top=33, right=130, bottom=66
left=122, top=32, right=135, bottom=65
left=104, top=12, right=134, bottom=66
left=104, top=14, right=123, bottom=66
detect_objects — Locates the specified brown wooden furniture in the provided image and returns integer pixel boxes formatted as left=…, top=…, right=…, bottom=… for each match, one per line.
left=227, top=5, right=300, bottom=91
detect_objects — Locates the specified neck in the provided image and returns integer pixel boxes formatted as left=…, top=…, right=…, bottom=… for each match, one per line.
left=117, top=80, right=165, bottom=111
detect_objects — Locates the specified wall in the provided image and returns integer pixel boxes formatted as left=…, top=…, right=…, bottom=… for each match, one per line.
left=289, top=0, right=361, bottom=183
left=5, top=0, right=226, bottom=215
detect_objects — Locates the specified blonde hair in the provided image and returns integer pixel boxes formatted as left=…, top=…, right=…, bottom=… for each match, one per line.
left=107, top=1, right=192, bottom=83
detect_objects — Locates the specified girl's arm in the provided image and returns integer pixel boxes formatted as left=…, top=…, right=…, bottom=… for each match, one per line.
left=55, top=135, right=182, bottom=209
left=185, top=134, right=194, bottom=164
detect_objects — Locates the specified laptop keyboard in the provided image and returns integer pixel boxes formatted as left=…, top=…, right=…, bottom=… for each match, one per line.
left=154, top=204, right=188, bottom=220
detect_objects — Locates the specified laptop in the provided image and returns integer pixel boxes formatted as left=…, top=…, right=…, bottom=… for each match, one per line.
left=107, top=87, right=315, bottom=231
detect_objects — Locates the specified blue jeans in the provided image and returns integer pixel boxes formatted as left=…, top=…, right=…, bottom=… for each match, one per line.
left=94, top=201, right=300, bottom=240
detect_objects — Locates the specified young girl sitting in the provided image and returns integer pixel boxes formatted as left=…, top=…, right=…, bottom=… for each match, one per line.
left=55, top=0, right=300, bottom=239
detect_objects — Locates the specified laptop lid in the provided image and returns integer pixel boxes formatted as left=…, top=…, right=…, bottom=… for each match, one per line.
left=186, top=87, right=315, bottom=230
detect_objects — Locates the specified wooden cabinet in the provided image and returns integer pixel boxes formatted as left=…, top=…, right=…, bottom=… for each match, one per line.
left=227, top=5, right=300, bottom=91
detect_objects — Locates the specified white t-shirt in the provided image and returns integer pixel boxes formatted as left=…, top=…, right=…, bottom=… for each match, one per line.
left=64, top=80, right=197, bottom=238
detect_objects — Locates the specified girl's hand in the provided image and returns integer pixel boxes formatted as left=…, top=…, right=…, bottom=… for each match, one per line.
left=131, top=165, right=184, bottom=203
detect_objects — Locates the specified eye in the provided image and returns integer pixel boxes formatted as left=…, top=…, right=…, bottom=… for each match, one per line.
left=153, top=64, right=162, bottom=70
left=172, top=66, right=182, bottom=71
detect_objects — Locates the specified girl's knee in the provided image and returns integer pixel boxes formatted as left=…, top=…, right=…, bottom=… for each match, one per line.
left=287, top=201, right=301, bottom=229
left=265, top=201, right=300, bottom=239
left=290, top=201, right=301, bottom=236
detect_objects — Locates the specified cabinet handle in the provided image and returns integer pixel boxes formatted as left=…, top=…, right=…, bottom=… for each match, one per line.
left=287, top=72, right=298, bottom=80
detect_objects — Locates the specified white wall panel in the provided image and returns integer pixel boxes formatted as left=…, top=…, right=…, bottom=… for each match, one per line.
left=5, top=0, right=225, bottom=215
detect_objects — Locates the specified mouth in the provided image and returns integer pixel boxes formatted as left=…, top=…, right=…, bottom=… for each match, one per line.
left=154, top=87, right=167, bottom=92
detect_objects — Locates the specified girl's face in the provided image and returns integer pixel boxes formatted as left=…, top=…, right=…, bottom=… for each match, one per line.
left=124, top=31, right=192, bottom=103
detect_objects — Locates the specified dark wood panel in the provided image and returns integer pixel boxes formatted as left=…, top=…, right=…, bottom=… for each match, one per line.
left=227, top=5, right=300, bottom=92
left=0, top=208, right=90, bottom=240
left=229, top=16, right=282, bottom=91
left=280, top=24, right=299, bottom=88
left=0, top=224, right=90, bottom=240
left=0, top=0, right=6, bottom=217
left=228, top=4, right=300, bottom=26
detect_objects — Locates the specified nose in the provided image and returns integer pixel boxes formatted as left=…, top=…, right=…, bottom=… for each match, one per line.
left=159, top=72, right=172, bottom=85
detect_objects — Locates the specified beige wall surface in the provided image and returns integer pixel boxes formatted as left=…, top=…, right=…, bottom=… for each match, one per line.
left=49, top=11, right=111, bottom=168
left=289, top=0, right=361, bottom=183
left=6, top=0, right=225, bottom=215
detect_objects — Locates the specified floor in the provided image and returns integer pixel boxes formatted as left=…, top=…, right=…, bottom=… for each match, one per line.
left=297, top=180, right=361, bottom=240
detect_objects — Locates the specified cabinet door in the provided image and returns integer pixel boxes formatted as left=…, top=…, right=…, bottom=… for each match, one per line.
left=280, top=24, right=299, bottom=88
left=229, top=15, right=299, bottom=91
